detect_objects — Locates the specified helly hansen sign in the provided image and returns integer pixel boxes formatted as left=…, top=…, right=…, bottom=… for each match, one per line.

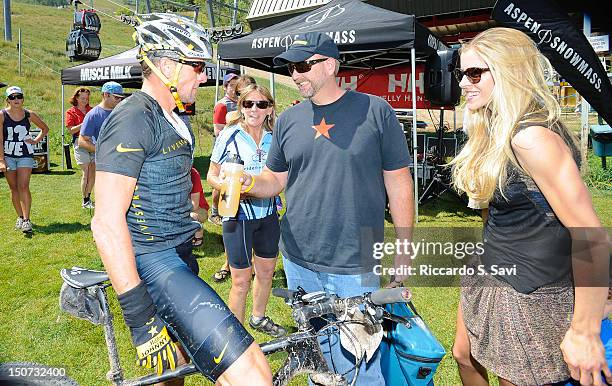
left=337, top=65, right=438, bottom=109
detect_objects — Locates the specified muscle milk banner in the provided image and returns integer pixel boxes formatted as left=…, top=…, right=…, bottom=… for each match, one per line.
left=337, top=64, right=439, bottom=109
left=493, top=0, right=612, bottom=125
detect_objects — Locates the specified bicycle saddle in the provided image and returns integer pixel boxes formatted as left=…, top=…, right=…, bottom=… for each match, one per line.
left=61, top=266, right=109, bottom=289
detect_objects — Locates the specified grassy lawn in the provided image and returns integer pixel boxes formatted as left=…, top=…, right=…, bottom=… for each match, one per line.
left=1, top=2, right=611, bottom=385
left=1, top=128, right=610, bottom=386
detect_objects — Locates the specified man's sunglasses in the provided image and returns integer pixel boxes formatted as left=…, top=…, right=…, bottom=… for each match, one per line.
left=287, top=58, right=328, bottom=74
left=453, top=67, right=490, bottom=84
left=176, top=59, right=205, bottom=74
left=7, top=94, right=24, bottom=100
left=242, top=100, right=272, bottom=109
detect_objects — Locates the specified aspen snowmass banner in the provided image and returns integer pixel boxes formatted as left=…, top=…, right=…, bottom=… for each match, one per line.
left=493, top=0, right=612, bottom=125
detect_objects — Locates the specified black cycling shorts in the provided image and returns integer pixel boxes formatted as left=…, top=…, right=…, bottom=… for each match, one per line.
left=222, top=214, right=280, bottom=269
left=135, top=245, right=254, bottom=382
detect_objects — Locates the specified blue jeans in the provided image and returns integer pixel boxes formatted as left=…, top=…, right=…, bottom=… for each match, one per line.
left=5, top=156, right=34, bottom=170
left=282, top=256, right=383, bottom=386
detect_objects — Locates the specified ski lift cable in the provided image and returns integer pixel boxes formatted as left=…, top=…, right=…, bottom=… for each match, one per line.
left=85, top=5, right=127, bottom=25
left=0, top=47, right=61, bottom=75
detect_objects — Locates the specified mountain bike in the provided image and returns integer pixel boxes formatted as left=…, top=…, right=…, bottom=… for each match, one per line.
left=0, top=267, right=413, bottom=386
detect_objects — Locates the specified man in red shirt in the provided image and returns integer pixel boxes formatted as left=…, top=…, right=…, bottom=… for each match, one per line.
left=190, top=167, right=209, bottom=249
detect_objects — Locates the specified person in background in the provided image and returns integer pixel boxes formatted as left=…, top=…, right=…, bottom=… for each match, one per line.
left=65, top=87, right=93, bottom=209
left=450, top=27, right=610, bottom=386
left=210, top=72, right=239, bottom=226
left=238, top=32, right=414, bottom=384
left=190, top=166, right=209, bottom=248
left=0, top=86, right=50, bottom=233
left=208, top=84, right=285, bottom=338
left=78, top=81, right=125, bottom=209
left=234, top=74, right=257, bottom=99
left=212, top=74, right=258, bottom=283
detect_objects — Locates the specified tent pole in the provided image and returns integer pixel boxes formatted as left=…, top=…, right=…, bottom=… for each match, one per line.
left=215, top=53, right=221, bottom=103
left=269, top=71, right=275, bottom=101
left=61, top=85, right=65, bottom=170
left=411, top=48, right=418, bottom=221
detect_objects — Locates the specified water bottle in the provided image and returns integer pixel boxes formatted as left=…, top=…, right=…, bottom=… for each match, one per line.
left=218, top=154, right=244, bottom=217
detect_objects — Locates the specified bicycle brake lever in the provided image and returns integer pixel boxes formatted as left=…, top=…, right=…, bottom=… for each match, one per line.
left=383, top=311, right=412, bottom=327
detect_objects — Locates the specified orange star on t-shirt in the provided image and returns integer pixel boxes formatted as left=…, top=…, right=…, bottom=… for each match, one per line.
left=312, top=117, right=335, bottom=139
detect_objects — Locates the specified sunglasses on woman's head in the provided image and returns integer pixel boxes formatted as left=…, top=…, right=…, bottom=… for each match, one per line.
left=287, top=58, right=328, bottom=74
left=8, top=94, right=24, bottom=100
left=242, top=100, right=272, bottom=109
left=453, top=67, right=490, bottom=84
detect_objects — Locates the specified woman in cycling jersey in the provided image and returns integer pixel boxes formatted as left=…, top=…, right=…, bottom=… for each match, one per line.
left=207, top=84, right=286, bottom=338
left=0, top=86, right=50, bottom=233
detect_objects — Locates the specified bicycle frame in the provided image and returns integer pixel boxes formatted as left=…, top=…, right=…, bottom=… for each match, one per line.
left=84, top=284, right=341, bottom=386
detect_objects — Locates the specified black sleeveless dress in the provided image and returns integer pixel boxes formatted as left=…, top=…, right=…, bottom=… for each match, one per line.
left=460, top=129, right=575, bottom=385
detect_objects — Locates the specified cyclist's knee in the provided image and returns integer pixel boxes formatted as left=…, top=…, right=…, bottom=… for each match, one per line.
left=253, top=265, right=274, bottom=281
left=231, top=272, right=252, bottom=293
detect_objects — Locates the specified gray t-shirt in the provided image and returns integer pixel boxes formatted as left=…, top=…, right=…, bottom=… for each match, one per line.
left=267, top=90, right=410, bottom=274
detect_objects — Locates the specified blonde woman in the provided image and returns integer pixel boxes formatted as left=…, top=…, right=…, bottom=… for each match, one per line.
left=450, top=28, right=610, bottom=386
left=207, top=84, right=285, bottom=338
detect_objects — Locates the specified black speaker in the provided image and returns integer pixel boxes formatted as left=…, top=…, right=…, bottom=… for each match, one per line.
left=425, top=49, right=461, bottom=106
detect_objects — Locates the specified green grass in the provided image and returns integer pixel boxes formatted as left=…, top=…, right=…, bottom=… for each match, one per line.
left=1, top=2, right=611, bottom=385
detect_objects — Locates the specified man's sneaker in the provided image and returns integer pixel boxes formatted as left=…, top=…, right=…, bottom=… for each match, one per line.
left=208, top=212, right=222, bottom=226
left=21, top=219, right=32, bottom=233
left=14, top=217, right=24, bottom=230
left=83, top=200, right=95, bottom=209
left=249, top=316, right=287, bottom=338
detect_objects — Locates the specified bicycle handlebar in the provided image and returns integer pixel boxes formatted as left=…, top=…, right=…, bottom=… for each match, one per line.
left=271, top=287, right=295, bottom=300
left=369, top=287, right=411, bottom=305
left=278, top=286, right=413, bottom=327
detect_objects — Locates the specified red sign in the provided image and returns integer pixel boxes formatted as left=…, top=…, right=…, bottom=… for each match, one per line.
left=337, top=65, right=449, bottom=110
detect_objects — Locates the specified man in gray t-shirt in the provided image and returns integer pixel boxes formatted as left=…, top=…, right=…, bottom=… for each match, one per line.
left=239, top=32, right=414, bottom=385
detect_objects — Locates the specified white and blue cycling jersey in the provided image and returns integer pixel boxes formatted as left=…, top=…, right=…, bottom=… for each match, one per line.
left=211, top=124, right=276, bottom=221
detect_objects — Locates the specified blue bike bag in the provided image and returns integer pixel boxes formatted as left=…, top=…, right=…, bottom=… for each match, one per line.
left=380, top=302, right=446, bottom=385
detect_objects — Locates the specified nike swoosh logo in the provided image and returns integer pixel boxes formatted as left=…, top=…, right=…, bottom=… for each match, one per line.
left=116, top=143, right=144, bottom=153
left=213, top=342, right=229, bottom=364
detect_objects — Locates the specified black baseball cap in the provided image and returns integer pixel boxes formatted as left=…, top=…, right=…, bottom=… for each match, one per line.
left=273, top=32, right=339, bottom=66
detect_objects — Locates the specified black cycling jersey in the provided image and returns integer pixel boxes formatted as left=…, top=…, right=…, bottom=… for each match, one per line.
left=96, top=92, right=200, bottom=255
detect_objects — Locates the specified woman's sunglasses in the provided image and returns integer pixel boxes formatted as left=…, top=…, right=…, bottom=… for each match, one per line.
left=453, top=67, right=490, bottom=84
left=8, top=94, right=24, bottom=100
left=242, top=100, right=272, bottom=109
left=287, top=58, right=328, bottom=74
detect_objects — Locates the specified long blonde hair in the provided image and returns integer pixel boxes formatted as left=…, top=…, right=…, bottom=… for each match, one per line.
left=450, top=27, right=577, bottom=202
left=228, top=84, right=276, bottom=132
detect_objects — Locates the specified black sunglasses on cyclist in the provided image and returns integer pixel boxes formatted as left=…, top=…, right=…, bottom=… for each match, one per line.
left=242, top=100, right=272, bottom=109
left=453, top=67, right=490, bottom=84
left=8, top=94, right=24, bottom=100
left=176, top=59, right=205, bottom=74
left=287, top=58, right=328, bottom=74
